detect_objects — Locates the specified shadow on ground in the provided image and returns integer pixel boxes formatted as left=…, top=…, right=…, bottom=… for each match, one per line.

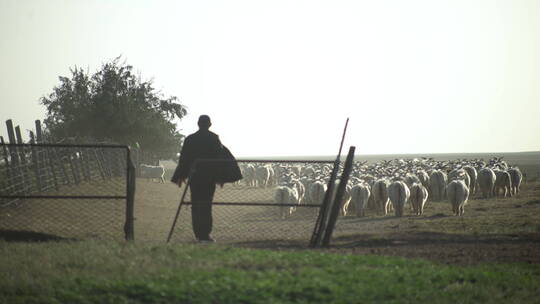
left=0, top=230, right=73, bottom=242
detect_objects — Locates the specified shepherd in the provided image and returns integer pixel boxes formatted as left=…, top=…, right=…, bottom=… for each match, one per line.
left=171, top=115, right=242, bottom=243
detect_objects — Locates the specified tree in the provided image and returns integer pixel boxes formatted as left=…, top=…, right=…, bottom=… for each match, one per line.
left=41, top=57, right=187, bottom=160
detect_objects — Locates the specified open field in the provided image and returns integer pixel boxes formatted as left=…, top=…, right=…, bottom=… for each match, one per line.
left=2, top=240, right=540, bottom=304
left=2, top=166, right=540, bottom=266
left=1, top=158, right=540, bottom=303
left=134, top=178, right=540, bottom=265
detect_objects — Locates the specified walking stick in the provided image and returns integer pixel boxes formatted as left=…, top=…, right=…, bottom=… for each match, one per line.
left=167, top=165, right=197, bottom=243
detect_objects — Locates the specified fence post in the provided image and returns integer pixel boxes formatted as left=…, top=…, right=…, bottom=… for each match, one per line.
left=93, top=148, right=107, bottom=179
left=14, top=126, right=27, bottom=164
left=78, top=148, right=91, bottom=182
left=48, top=138, right=70, bottom=186
left=5, top=120, right=22, bottom=196
left=0, top=136, right=12, bottom=194
left=29, top=132, right=43, bottom=192
left=43, top=136, right=60, bottom=190
left=309, top=159, right=340, bottom=248
left=66, top=147, right=81, bottom=184
left=321, top=146, right=355, bottom=247
left=15, top=126, right=33, bottom=194
left=124, top=147, right=135, bottom=241
left=310, top=118, right=349, bottom=248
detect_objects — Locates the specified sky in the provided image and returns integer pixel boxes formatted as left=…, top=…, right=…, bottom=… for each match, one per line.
left=1, top=0, right=539, bottom=157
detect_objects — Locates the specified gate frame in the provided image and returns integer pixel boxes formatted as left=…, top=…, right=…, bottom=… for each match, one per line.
left=166, top=158, right=345, bottom=244
left=0, top=143, right=136, bottom=241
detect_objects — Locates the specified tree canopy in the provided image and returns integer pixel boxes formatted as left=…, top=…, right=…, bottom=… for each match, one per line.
left=41, top=57, right=187, bottom=159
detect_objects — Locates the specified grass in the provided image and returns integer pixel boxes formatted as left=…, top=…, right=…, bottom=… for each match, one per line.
left=1, top=240, right=539, bottom=304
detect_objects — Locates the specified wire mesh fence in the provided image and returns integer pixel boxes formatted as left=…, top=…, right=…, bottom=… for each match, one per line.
left=166, top=160, right=339, bottom=245
left=0, top=143, right=134, bottom=241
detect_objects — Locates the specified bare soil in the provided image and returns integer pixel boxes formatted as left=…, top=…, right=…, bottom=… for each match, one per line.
left=218, top=182, right=540, bottom=265
left=2, top=177, right=540, bottom=266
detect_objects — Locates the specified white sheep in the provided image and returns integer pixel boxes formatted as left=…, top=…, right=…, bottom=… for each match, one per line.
left=416, top=170, right=430, bottom=190
left=507, top=167, right=523, bottom=195
left=372, top=179, right=391, bottom=215
left=332, top=181, right=352, bottom=216
left=494, top=169, right=512, bottom=197
left=255, top=165, right=271, bottom=188
left=462, top=165, right=478, bottom=195
left=274, top=185, right=299, bottom=219
left=429, top=170, right=447, bottom=202
left=308, top=180, right=327, bottom=205
left=388, top=180, right=410, bottom=217
left=446, top=180, right=469, bottom=216
left=242, top=164, right=257, bottom=187
left=409, top=183, right=429, bottom=215
left=349, top=183, right=371, bottom=217
left=478, top=167, right=496, bottom=198
left=140, top=164, right=165, bottom=183
left=448, top=168, right=471, bottom=189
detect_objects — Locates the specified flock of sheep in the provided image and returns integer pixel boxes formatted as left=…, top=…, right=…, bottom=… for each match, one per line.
left=240, top=157, right=524, bottom=218
left=138, top=156, right=524, bottom=218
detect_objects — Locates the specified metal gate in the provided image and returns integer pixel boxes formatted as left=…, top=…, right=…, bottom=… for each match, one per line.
left=166, top=148, right=356, bottom=247
left=0, top=143, right=135, bottom=241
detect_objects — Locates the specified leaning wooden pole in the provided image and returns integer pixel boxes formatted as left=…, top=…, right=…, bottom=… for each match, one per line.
left=321, top=146, right=356, bottom=247
left=309, top=118, right=349, bottom=248
left=124, top=147, right=136, bottom=241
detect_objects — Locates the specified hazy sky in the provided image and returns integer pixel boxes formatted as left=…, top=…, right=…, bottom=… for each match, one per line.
left=1, top=0, right=539, bottom=157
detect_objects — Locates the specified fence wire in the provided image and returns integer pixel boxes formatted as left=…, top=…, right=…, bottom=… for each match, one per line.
left=0, top=144, right=133, bottom=240
left=166, top=160, right=338, bottom=244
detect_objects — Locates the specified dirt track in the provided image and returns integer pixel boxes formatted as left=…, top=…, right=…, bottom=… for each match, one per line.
left=134, top=180, right=540, bottom=265
left=2, top=178, right=539, bottom=266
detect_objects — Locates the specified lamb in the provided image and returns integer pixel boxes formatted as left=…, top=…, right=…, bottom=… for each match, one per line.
left=349, top=183, right=371, bottom=217
left=507, top=167, right=523, bottom=195
left=446, top=180, right=469, bottom=216
left=140, top=164, right=165, bottom=183
left=477, top=167, right=496, bottom=198
left=274, top=185, right=299, bottom=219
left=409, top=183, right=429, bottom=215
left=388, top=180, right=410, bottom=217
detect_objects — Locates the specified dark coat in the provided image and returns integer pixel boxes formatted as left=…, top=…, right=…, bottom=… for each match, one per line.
left=171, top=129, right=242, bottom=184
left=215, top=145, right=243, bottom=184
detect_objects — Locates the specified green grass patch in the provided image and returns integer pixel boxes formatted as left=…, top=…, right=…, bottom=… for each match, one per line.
left=1, top=240, right=539, bottom=303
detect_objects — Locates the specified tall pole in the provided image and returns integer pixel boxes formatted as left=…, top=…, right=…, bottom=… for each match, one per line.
left=310, top=118, right=350, bottom=248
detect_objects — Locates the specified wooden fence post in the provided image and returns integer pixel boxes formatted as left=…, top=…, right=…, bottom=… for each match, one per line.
left=79, top=149, right=91, bottom=181
left=5, top=120, right=22, bottom=196
left=29, top=131, right=43, bottom=192
left=15, top=125, right=33, bottom=194
left=0, top=136, right=12, bottom=192
left=93, top=148, right=106, bottom=179
left=35, top=120, right=52, bottom=189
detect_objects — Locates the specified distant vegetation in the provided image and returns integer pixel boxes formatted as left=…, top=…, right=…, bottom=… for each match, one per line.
left=40, top=56, right=187, bottom=160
